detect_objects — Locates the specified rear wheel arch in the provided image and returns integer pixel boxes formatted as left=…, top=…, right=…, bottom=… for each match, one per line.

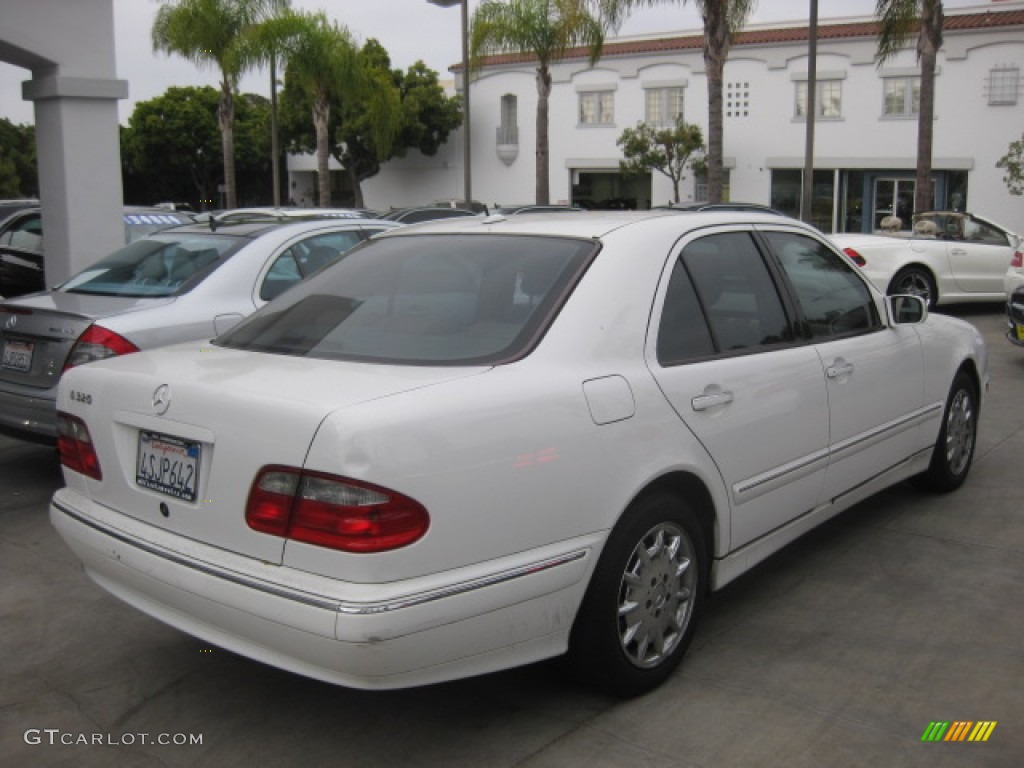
left=636, top=472, right=717, bottom=569
left=565, top=471, right=720, bottom=697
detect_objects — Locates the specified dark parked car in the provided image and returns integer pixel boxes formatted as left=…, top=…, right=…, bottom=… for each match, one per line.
left=1007, top=286, right=1024, bottom=347
left=492, top=204, right=585, bottom=215
left=657, top=201, right=785, bottom=215
left=380, top=207, right=482, bottom=225
left=0, top=206, right=194, bottom=296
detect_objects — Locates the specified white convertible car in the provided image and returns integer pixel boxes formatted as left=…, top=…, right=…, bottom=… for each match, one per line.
left=832, top=211, right=1022, bottom=309
left=50, top=211, right=988, bottom=696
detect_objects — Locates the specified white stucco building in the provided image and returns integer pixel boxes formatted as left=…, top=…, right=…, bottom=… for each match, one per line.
left=359, top=1, right=1024, bottom=234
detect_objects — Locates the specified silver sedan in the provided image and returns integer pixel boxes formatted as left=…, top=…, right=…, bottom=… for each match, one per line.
left=0, top=216, right=399, bottom=442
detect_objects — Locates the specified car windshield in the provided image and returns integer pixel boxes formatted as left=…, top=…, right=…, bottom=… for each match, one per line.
left=216, top=233, right=596, bottom=365
left=61, top=233, right=243, bottom=297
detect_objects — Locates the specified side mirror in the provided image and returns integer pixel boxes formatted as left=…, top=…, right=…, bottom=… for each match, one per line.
left=887, top=294, right=928, bottom=325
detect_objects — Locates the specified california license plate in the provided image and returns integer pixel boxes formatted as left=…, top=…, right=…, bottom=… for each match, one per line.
left=136, top=431, right=201, bottom=502
left=1, top=339, right=33, bottom=372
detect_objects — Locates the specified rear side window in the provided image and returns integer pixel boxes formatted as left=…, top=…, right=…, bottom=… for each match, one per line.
left=764, top=231, right=881, bottom=338
left=658, top=232, right=792, bottom=364
left=260, top=230, right=365, bottom=301
left=218, top=234, right=595, bottom=365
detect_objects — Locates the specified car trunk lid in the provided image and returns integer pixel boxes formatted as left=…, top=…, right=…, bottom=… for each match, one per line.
left=0, top=293, right=175, bottom=388
left=60, top=342, right=487, bottom=564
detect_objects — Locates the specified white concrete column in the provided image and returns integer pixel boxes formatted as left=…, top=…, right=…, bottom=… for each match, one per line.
left=22, top=75, right=128, bottom=285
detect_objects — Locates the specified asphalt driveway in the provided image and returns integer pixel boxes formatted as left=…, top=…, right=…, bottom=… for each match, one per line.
left=2, top=306, right=1021, bottom=767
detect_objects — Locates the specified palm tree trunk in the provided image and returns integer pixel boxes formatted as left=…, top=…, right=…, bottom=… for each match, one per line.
left=219, top=81, right=237, bottom=209
left=314, top=91, right=331, bottom=208
left=347, top=166, right=365, bottom=208
left=703, top=5, right=730, bottom=204
left=535, top=65, right=552, bottom=205
left=915, top=7, right=941, bottom=215
left=915, top=51, right=936, bottom=214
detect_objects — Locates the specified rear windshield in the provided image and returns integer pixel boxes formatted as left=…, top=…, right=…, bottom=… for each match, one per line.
left=60, top=233, right=243, bottom=297
left=215, top=233, right=596, bottom=365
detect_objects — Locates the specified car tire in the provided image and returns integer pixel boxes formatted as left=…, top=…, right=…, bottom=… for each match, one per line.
left=568, top=492, right=706, bottom=698
left=915, top=371, right=978, bottom=493
left=889, top=266, right=937, bottom=310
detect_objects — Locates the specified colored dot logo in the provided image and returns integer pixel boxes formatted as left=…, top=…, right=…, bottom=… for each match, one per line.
left=921, top=721, right=996, bottom=742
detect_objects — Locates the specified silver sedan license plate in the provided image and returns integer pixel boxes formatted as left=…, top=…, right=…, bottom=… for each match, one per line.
left=1, top=339, right=33, bottom=372
left=136, top=431, right=201, bottom=502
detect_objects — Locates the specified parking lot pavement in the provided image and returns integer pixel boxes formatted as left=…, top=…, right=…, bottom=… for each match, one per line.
left=2, top=307, right=1021, bottom=768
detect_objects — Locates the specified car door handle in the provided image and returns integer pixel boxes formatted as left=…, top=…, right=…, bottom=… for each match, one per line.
left=691, top=390, right=734, bottom=411
left=950, top=247, right=967, bottom=255
left=826, top=360, right=855, bottom=379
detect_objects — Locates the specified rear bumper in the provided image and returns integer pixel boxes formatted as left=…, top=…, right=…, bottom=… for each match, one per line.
left=0, top=385, right=57, bottom=443
left=50, top=487, right=597, bottom=689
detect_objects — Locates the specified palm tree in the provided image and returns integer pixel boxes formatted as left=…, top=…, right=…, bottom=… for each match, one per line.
left=263, top=11, right=400, bottom=207
left=234, top=1, right=293, bottom=206
left=471, top=0, right=606, bottom=204
left=595, top=1, right=756, bottom=203
left=875, top=0, right=944, bottom=217
left=152, top=0, right=280, bottom=209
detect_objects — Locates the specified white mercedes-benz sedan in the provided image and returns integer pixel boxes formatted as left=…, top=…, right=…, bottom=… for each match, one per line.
left=50, top=211, right=988, bottom=697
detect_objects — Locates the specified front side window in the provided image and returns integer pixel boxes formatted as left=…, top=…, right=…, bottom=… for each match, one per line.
left=645, top=87, right=684, bottom=127
left=764, top=232, right=880, bottom=339
left=658, top=232, right=792, bottom=363
left=579, top=90, right=614, bottom=125
left=883, top=76, right=920, bottom=117
left=795, top=80, right=843, bottom=119
left=219, top=234, right=596, bottom=365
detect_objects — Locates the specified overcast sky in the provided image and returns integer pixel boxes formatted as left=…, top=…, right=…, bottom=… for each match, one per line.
left=0, top=0, right=989, bottom=125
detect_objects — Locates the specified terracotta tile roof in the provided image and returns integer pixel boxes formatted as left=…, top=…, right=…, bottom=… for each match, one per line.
left=469, top=9, right=1024, bottom=69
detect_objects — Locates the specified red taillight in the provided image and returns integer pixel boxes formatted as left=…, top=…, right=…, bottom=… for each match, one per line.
left=1011, top=250, right=1023, bottom=269
left=56, top=411, right=103, bottom=480
left=245, top=466, right=429, bottom=553
left=842, top=247, right=866, bottom=267
left=64, top=324, right=140, bottom=371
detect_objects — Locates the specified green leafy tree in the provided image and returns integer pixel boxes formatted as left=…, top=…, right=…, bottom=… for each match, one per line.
left=997, top=133, right=1024, bottom=196
left=594, top=0, right=756, bottom=203
left=265, top=11, right=401, bottom=207
left=471, top=0, right=606, bottom=204
left=279, top=40, right=459, bottom=207
left=618, top=118, right=705, bottom=203
left=875, top=0, right=944, bottom=215
left=0, top=118, right=37, bottom=198
left=121, top=86, right=271, bottom=209
left=152, top=0, right=284, bottom=209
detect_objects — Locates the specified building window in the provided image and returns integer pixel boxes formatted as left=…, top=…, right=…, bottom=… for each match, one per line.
left=498, top=94, right=518, bottom=144
left=795, top=80, right=842, bottom=119
left=726, top=82, right=750, bottom=118
left=987, top=65, right=1020, bottom=106
left=883, top=76, right=920, bottom=117
left=645, top=87, right=684, bottom=126
left=579, top=90, right=614, bottom=125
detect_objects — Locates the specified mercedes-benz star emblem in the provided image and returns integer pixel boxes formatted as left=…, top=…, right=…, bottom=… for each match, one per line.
left=152, top=384, right=171, bottom=415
